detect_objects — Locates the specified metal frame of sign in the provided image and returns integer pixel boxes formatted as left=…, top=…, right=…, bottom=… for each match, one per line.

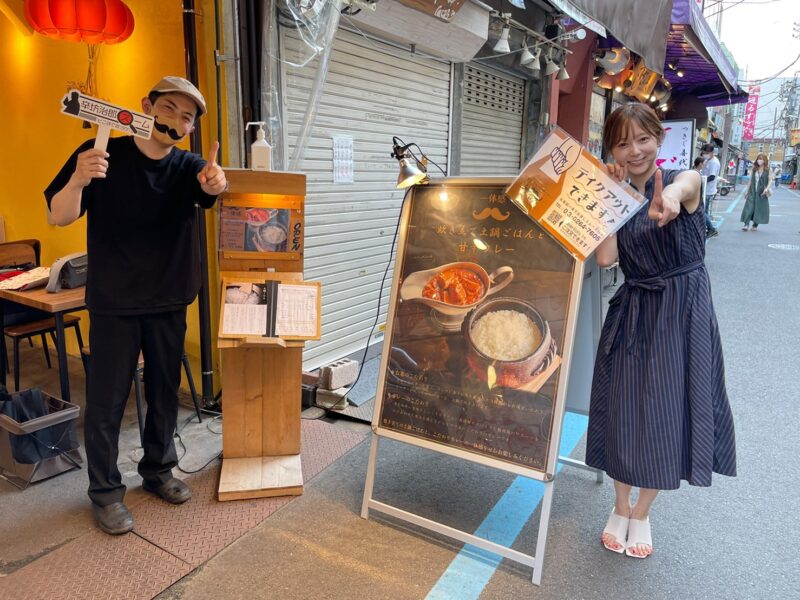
left=361, top=177, right=585, bottom=585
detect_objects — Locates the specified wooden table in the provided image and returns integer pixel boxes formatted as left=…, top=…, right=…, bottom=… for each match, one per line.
left=0, top=286, right=86, bottom=402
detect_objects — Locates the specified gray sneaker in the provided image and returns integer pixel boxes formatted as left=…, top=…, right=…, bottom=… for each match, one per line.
left=706, top=228, right=719, bottom=239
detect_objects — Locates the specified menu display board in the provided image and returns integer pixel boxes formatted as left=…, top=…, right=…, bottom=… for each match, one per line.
left=218, top=275, right=321, bottom=341
left=375, top=182, right=581, bottom=478
left=505, top=127, right=646, bottom=261
left=218, top=193, right=304, bottom=261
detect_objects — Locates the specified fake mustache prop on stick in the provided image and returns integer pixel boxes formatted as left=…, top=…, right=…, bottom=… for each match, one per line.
left=153, top=117, right=185, bottom=141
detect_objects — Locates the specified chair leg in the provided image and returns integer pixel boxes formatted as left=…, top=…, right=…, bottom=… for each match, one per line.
left=181, top=352, right=202, bottom=423
left=72, top=323, right=85, bottom=351
left=134, top=365, right=145, bottom=447
left=13, top=337, right=20, bottom=391
left=1, top=337, right=8, bottom=374
left=41, top=333, right=52, bottom=368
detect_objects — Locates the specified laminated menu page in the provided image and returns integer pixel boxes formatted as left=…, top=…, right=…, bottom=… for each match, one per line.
left=505, top=127, right=646, bottom=261
left=219, top=277, right=321, bottom=340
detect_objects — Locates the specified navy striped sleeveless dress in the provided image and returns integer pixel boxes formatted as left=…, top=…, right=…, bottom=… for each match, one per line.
left=586, top=169, right=737, bottom=490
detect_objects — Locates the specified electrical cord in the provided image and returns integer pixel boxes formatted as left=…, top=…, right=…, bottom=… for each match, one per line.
left=303, top=187, right=410, bottom=422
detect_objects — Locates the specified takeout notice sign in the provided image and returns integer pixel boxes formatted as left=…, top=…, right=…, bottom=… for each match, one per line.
left=60, top=90, right=154, bottom=140
left=505, top=128, right=646, bottom=261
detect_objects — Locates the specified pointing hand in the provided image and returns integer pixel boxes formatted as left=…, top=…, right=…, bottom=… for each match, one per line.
left=198, top=141, right=227, bottom=194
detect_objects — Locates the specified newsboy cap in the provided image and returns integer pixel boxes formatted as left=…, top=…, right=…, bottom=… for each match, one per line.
left=149, top=76, right=207, bottom=117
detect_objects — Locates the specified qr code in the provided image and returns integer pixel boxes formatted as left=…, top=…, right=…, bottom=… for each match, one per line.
left=546, top=211, right=562, bottom=226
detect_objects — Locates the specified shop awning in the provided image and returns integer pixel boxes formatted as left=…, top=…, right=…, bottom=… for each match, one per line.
left=548, top=0, right=673, bottom=75
left=666, top=0, right=748, bottom=106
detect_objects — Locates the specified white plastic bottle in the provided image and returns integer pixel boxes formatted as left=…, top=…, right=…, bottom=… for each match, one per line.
left=246, top=121, right=272, bottom=171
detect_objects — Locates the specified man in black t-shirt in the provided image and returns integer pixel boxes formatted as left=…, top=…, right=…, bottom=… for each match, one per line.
left=45, top=76, right=227, bottom=535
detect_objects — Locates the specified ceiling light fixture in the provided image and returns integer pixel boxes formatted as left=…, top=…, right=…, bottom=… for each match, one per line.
left=528, top=47, right=542, bottom=76
left=493, top=13, right=511, bottom=54
left=544, top=48, right=559, bottom=76
left=520, top=39, right=535, bottom=65
left=556, top=58, right=570, bottom=81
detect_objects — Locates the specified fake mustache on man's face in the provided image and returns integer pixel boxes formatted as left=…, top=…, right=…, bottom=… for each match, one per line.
left=153, top=117, right=185, bottom=141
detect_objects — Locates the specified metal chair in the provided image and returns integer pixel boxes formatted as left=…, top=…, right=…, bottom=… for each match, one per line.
left=1, top=239, right=64, bottom=386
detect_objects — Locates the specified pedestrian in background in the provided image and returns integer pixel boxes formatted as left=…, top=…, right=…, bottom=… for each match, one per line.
left=700, top=143, right=720, bottom=238
left=589, top=103, right=737, bottom=560
left=774, top=166, right=781, bottom=188
left=740, top=152, right=771, bottom=231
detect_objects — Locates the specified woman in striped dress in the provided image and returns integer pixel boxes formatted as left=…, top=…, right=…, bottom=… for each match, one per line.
left=587, top=104, right=737, bottom=559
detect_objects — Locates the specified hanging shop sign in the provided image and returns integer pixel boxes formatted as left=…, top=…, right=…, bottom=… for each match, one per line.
left=742, top=86, right=760, bottom=142
left=789, top=129, right=800, bottom=147
left=397, top=0, right=467, bottom=22
left=657, top=119, right=695, bottom=171
left=505, top=127, right=646, bottom=261
left=374, top=180, right=581, bottom=477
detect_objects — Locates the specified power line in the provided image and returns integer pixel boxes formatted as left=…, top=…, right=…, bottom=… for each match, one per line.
left=737, top=52, right=800, bottom=85
left=705, top=0, right=785, bottom=20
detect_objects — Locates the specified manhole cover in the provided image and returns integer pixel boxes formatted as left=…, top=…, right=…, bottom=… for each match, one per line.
left=768, top=244, right=800, bottom=251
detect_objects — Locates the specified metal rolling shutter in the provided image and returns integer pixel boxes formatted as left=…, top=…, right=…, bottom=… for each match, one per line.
left=461, top=64, right=525, bottom=175
left=281, top=28, right=452, bottom=370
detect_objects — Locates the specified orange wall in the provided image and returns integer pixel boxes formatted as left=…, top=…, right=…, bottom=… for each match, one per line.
left=1, top=0, right=224, bottom=394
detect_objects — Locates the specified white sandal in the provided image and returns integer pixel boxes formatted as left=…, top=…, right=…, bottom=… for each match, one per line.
left=601, top=511, right=629, bottom=554
left=625, top=517, right=652, bottom=559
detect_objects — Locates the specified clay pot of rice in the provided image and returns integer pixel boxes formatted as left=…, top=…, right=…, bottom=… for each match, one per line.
left=462, top=297, right=552, bottom=388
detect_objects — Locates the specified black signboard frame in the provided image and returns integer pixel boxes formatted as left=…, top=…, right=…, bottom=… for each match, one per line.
left=370, top=179, right=583, bottom=480
left=361, top=178, right=585, bottom=585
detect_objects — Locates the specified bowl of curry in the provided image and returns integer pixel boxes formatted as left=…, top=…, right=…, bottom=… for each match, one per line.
left=400, top=262, right=514, bottom=324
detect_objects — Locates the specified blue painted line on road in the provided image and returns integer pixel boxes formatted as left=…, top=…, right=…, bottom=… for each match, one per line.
left=426, top=412, right=589, bottom=600
left=725, top=189, right=745, bottom=214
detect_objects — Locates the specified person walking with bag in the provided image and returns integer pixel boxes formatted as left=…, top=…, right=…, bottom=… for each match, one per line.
left=45, top=76, right=227, bottom=535
left=740, top=153, right=771, bottom=231
left=587, top=103, right=737, bottom=559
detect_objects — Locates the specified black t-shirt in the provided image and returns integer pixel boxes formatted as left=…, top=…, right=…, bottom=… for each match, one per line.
left=44, top=136, right=218, bottom=315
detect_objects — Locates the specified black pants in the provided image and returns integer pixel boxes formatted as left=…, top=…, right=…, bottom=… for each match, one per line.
left=85, top=309, right=187, bottom=506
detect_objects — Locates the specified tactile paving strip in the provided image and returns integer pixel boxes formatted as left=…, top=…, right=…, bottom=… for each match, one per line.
left=0, top=420, right=367, bottom=599
left=0, top=530, right=192, bottom=600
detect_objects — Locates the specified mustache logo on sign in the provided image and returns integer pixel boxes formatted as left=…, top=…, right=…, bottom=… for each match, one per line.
left=153, top=117, right=185, bottom=141
left=472, top=207, right=511, bottom=221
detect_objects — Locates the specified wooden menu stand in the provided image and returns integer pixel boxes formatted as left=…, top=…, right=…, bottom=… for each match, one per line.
left=216, top=169, right=319, bottom=501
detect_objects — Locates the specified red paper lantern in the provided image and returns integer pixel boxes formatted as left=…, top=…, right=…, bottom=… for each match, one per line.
left=24, top=0, right=135, bottom=45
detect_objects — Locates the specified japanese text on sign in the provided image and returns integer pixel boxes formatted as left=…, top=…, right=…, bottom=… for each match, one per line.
left=505, top=127, right=646, bottom=260
left=60, top=90, right=154, bottom=139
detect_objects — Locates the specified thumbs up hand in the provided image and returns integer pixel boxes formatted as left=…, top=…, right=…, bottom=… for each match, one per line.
left=198, top=141, right=227, bottom=195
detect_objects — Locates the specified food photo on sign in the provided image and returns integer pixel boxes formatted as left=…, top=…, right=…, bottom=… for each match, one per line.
left=219, top=205, right=291, bottom=253
left=377, top=182, right=577, bottom=473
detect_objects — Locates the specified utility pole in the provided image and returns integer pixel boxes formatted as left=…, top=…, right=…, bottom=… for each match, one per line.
left=771, top=106, right=779, bottom=165
left=720, top=107, right=733, bottom=180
